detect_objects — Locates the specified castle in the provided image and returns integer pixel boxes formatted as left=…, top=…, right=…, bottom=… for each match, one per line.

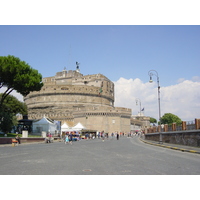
left=24, top=64, right=135, bottom=134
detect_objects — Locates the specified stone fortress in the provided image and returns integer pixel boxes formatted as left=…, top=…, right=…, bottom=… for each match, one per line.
left=25, top=63, right=149, bottom=134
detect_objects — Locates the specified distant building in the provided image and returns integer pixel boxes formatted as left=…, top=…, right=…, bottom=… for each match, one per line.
left=131, top=115, right=150, bottom=132
left=24, top=65, right=132, bottom=134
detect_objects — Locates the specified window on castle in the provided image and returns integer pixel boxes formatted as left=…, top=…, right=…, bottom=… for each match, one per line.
left=61, top=88, right=69, bottom=90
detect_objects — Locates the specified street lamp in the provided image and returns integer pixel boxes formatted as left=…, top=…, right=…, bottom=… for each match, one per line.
left=148, top=70, right=162, bottom=143
left=136, top=98, right=142, bottom=116
left=148, top=70, right=161, bottom=123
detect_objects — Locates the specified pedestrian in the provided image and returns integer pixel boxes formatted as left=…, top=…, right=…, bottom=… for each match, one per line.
left=65, top=135, right=69, bottom=144
left=69, top=132, right=73, bottom=145
left=85, top=133, right=89, bottom=140
left=102, top=131, right=105, bottom=142
left=49, top=132, right=53, bottom=143
left=78, top=132, right=81, bottom=140
left=116, top=132, right=119, bottom=140
left=15, top=134, right=21, bottom=144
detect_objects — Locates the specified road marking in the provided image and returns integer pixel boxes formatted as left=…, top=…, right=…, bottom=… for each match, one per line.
left=189, top=150, right=197, bottom=153
left=171, top=147, right=178, bottom=150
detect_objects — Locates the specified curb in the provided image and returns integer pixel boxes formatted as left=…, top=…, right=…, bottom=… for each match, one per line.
left=140, top=138, right=200, bottom=154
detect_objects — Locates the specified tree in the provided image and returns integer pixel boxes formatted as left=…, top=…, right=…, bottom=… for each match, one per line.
left=160, top=113, right=182, bottom=125
left=150, top=117, right=157, bottom=124
left=0, top=55, right=43, bottom=107
left=0, top=94, right=27, bottom=115
left=0, top=111, right=15, bottom=134
left=0, top=94, right=27, bottom=133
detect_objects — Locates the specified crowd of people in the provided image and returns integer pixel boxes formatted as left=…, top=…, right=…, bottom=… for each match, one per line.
left=62, top=130, right=143, bottom=145
left=12, top=130, right=143, bottom=146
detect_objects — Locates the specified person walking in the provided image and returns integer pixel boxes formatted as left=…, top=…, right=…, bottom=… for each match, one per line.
left=116, top=132, right=119, bottom=140
left=65, top=135, right=69, bottom=144
left=102, top=131, right=105, bottom=142
left=69, top=132, right=73, bottom=145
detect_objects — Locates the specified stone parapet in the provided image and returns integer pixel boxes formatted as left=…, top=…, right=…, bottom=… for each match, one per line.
left=145, top=130, right=200, bottom=147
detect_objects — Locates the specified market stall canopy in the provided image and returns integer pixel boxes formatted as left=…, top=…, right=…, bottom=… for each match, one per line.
left=33, top=117, right=54, bottom=125
left=32, top=117, right=57, bottom=134
left=72, top=122, right=86, bottom=131
left=61, top=122, right=71, bottom=132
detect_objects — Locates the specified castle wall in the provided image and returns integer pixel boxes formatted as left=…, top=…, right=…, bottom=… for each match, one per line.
left=74, top=110, right=131, bottom=134
left=24, top=69, right=132, bottom=134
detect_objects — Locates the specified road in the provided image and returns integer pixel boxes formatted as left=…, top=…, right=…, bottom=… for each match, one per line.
left=0, top=136, right=200, bottom=175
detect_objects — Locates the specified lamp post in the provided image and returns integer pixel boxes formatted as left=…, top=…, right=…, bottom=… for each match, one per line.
left=136, top=98, right=142, bottom=116
left=148, top=70, right=161, bottom=122
left=148, top=70, right=162, bottom=143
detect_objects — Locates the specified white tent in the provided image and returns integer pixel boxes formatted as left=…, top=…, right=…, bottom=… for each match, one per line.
left=72, top=122, right=86, bottom=131
left=61, top=123, right=72, bottom=132
left=61, top=122, right=69, bottom=130
left=32, top=117, right=57, bottom=135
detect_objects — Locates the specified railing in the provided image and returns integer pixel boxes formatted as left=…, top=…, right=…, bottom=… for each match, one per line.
left=147, top=119, right=200, bottom=133
left=171, top=120, right=196, bottom=131
left=186, top=120, right=196, bottom=130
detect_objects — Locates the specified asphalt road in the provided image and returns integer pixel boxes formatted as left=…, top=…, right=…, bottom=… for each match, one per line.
left=0, top=136, right=200, bottom=175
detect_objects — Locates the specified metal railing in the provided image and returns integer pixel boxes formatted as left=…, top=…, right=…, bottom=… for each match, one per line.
left=167, top=120, right=196, bottom=132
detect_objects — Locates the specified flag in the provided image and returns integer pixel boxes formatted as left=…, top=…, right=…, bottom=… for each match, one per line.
left=99, top=88, right=103, bottom=96
left=141, top=108, right=144, bottom=111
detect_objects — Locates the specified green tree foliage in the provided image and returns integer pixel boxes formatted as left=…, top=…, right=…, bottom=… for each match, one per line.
left=0, top=111, right=15, bottom=134
left=150, top=117, right=157, bottom=124
left=0, top=94, right=27, bottom=115
left=0, top=55, right=43, bottom=106
left=0, top=94, right=27, bottom=133
left=160, top=113, right=182, bottom=125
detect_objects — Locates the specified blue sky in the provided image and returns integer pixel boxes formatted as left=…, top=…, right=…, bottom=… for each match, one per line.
left=1, top=25, right=200, bottom=121
left=1, top=25, right=199, bottom=85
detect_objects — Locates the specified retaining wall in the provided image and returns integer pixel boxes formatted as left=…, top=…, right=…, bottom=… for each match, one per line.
left=145, top=130, right=200, bottom=147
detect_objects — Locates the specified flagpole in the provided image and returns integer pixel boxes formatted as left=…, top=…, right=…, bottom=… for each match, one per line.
left=136, top=98, right=142, bottom=116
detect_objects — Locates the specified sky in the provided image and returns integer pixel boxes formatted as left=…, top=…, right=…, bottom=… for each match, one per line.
left=0, top=25, right=200, bottom=121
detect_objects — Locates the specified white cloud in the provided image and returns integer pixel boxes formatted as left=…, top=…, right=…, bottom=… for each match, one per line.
left=114, top=78, right=200, bottom=121
left=177, top=76, right=200, bottom=84
left=192, top=76, right=200, bottom=82
left=177, top=78, right=185, bottom=83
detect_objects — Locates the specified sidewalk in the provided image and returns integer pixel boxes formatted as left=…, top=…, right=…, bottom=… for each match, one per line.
left=140, top=138, right=200, bottom=154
